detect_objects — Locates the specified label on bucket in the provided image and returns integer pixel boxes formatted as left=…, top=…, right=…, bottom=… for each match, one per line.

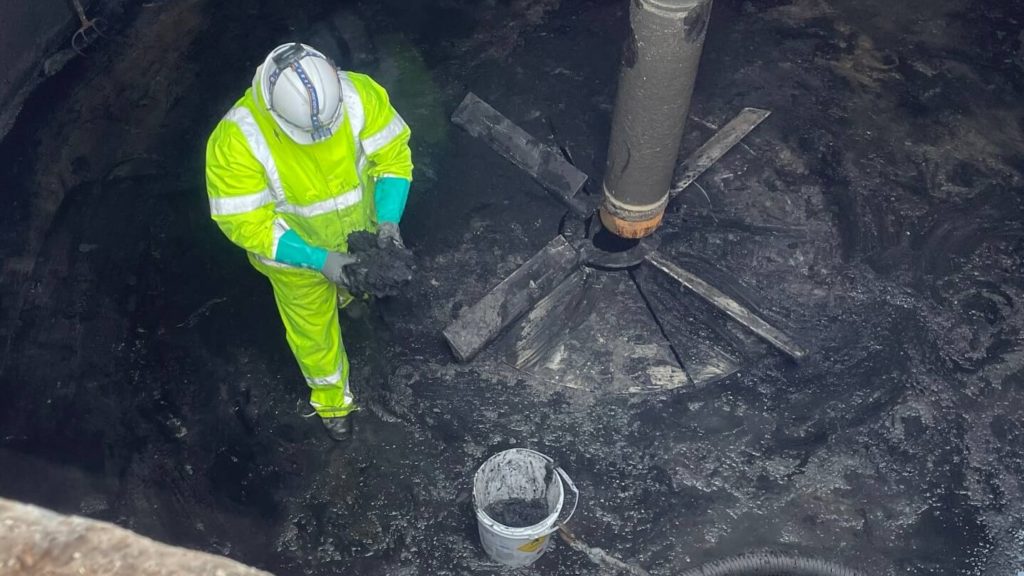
left=517, top=537, right=547, bottom=553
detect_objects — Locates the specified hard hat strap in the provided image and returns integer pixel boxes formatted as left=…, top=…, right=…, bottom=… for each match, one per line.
left=267, top=43, right=333, bottom=142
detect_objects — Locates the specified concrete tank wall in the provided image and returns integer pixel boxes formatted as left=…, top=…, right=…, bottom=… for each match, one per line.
left=0, top=0, right=75, bottom=138
left=0, top=1, right=115, bottom=140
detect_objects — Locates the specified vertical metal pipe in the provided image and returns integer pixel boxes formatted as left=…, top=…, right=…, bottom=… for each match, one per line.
left=600, top=0, right=713, bottom=239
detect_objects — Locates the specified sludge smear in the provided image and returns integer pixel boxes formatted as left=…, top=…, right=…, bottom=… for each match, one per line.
left=485, top=497, right=550, bottom=528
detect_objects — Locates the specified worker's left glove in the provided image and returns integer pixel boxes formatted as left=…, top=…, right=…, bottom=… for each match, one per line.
left=377, top=222, right=405, bottom=250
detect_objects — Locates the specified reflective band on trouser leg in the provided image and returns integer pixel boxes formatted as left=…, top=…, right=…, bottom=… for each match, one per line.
left=249, top=254, right=357, bottom=418
left=308, top=355, right=353, bottom=418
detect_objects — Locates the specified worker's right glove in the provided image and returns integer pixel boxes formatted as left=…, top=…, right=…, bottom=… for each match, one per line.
left=377, top=222, right=406, bottom=250
left=320, top=251, right=359, bottom=288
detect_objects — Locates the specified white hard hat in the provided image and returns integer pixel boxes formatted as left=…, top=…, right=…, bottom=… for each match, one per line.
left=253, top=43, right=344, bottom=145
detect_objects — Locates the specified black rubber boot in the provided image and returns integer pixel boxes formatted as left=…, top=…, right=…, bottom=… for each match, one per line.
left=321, top=415, right=352, bottom=441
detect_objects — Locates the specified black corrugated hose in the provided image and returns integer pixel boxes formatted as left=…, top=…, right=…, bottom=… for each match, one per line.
left=676, top=552, right=866, bottom=576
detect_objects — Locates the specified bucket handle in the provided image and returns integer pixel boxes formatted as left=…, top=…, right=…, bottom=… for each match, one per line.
left=540, top=455, right=579, bottom=536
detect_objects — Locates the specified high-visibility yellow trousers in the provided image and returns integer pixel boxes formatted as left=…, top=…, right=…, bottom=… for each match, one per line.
left=249, top=254, right=356, bottom=418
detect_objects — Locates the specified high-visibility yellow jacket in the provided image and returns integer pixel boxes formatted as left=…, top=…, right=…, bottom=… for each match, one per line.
left=205, top=71, right=412, bottom=265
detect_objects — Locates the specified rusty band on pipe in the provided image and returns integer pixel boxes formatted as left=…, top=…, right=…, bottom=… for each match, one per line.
left=601, top=185, right=669, bottom=222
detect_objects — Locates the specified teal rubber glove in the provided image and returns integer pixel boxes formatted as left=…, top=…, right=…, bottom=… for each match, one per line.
left=375, top=177, right=410, bottom=224
left=275, top=229, right=328, bottom=270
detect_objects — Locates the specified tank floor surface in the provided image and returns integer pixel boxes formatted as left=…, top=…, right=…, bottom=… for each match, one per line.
left=0, top=1, right=1022, bottom=575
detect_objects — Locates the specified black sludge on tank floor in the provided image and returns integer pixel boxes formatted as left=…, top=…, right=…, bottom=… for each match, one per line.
left=0, top=0, right=1023, bottom=575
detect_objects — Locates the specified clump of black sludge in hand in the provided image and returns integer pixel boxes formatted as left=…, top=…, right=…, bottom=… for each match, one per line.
left=344, top=231, right=415, bottom=298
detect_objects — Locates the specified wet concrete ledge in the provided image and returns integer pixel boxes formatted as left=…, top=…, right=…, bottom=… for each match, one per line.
left=1, top=497, right=272, bottom=575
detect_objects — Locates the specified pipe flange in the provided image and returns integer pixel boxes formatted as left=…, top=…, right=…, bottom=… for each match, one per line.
left=576, top=236, right=661, bottom=270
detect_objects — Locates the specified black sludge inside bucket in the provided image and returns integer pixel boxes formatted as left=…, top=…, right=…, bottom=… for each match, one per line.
left=485, top=497, right=551, bottom=528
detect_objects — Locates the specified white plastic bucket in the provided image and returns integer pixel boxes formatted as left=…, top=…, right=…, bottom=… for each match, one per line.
left=472, top=448, right=579, bottom=567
